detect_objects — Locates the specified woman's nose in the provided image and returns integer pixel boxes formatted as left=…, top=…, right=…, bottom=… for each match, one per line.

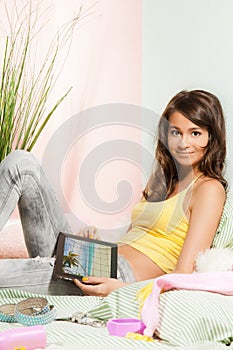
left=179, top=135, right=190, bottom=148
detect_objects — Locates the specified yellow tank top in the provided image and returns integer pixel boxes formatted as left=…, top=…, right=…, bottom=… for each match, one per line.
left=118, top=178, right=199, bottom=273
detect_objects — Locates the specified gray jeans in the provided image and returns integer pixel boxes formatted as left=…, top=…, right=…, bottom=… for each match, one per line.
left=0, top=151, right=136, bottom=295
left=0, top=150, right=79, bottom=295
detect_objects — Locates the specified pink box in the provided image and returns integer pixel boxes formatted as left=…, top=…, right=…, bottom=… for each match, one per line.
left=107, top=318, right=145, bottom=337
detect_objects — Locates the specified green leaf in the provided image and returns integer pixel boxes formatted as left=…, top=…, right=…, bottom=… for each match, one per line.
left=0, top=0, right=88, bottom=161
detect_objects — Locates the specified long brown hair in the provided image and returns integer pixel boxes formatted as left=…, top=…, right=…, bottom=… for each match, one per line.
left=143, top=90, right=227, bottom=202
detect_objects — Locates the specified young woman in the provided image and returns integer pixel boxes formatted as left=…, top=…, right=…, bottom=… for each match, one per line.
left=74, top=89, right=227, bottom=296
left=0, top=90, right=227, bottom=296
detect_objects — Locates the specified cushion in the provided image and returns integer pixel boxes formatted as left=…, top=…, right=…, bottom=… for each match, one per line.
left=212, top=189, right=233, bottom=249
left=89, top=279, right=233, bottom=346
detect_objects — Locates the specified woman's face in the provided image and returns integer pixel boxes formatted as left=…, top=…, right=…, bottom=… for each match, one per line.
left=167, top=111, right=209, bottom=170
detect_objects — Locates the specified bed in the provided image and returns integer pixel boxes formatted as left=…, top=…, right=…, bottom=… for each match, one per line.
left=0, top=278, right=232, bottom=350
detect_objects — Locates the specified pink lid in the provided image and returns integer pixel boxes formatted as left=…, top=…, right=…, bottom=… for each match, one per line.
left=0, top=325, right=46, bottom=350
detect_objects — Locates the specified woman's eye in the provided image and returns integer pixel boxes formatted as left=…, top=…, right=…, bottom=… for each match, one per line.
left=171, top=130, right=180, bottom=136
left=192, top=131, right=201, bottom=136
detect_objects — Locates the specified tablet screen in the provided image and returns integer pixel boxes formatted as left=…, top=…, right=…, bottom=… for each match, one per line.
left=53, top=232, right=118, bottom=281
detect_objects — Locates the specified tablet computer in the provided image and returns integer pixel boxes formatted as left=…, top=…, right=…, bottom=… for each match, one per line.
left=53, top=232, right=118, bottom=281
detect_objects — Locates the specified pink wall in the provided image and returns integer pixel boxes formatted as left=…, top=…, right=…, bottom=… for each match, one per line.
left=0, top=0, right=142, bottom=242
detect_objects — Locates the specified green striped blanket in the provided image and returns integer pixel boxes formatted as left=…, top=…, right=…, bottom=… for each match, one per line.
left=0, top=285, right=232, bottom=350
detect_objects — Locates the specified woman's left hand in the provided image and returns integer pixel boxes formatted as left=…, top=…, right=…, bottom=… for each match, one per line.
left=73, top=276, right=127, bottom=297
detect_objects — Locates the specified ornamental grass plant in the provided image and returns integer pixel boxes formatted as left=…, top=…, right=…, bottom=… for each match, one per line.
left=0, top=1, right=92, bottom=161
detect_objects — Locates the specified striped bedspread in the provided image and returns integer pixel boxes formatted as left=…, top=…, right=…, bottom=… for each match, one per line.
left=0, top=282, right=232, bottom=350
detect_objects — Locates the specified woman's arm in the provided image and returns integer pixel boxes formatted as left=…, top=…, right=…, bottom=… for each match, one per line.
left=174, top=179, right=226, bottom=274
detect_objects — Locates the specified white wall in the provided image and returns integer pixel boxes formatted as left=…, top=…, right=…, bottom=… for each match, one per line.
left=142, top=0, right=233, bottom=185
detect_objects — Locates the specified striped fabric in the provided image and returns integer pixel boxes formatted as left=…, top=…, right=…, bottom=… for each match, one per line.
left=212, top=189, right=233, bottom=249
left=90, top=282, right=233, bottom=346
left=157, top=290, right=233, bottom=346
left=0, top=285, right=232, bottom=349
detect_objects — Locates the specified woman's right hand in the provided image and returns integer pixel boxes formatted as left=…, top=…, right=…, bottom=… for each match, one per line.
left=74, top=276, right=127, bottom=297
left=77, top=225, right=98, bottom=239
